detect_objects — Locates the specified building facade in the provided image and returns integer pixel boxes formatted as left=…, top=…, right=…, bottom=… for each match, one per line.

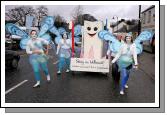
left=141, top=5, right=155, bottom=32
left=141, top=5, right=155, bottom=53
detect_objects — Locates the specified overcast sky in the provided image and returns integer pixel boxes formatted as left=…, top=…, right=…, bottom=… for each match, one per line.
left=6, top=5, right=150, bottom=22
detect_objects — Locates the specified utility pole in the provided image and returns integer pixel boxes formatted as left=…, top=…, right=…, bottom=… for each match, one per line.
left=138, top=5, right=141, bottom=35
left=112, top=16, right=118, bottom=37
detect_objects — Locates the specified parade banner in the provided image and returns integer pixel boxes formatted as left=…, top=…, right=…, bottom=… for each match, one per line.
left=70, top=58, right=109, bottom=72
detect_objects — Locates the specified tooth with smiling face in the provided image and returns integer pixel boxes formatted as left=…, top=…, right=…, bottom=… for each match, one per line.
left=83, top=21, right=104, bottom=59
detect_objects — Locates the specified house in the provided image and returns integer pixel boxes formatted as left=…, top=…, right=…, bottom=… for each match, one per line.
left=141, top=5, right=155, bottom=32
left=110, top=19, right=139, bottom=40
left=141, top=5, right=155, bottom=53
left=112, top=21, right=127, bottom=33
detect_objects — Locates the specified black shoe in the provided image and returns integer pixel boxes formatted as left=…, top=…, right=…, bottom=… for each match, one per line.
left=57, top=73, right=61, bottom=75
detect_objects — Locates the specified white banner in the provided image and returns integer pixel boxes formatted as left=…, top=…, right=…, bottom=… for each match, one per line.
left=70, top=58, right=109, bottom=73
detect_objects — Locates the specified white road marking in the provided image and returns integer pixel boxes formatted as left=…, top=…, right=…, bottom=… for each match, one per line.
left=5, top=80, right=28, bottom=95
left=53, top=60, right=59, bottom=65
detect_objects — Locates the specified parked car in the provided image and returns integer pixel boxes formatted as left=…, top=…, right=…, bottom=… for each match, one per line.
left=5, top=39, right=13, bottom=50
left=151, top=34, right=155, bottom=53
left=5, top=50, right=20, bottom=69
left=5, top=34, right=22, bottom=50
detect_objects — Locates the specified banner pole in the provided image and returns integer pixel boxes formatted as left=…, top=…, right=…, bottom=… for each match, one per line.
left=72, top=21, right=75, bottom=57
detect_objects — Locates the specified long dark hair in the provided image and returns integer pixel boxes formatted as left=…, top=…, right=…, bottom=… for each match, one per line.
left=61, top=33, right=69, bottom=39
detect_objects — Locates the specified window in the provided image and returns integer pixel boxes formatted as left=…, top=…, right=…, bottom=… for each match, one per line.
left=148, top=10, right=151, bottom=23
left=153, top=14, right=155, bottom=22
left=143, top=13, right=146, bottom=24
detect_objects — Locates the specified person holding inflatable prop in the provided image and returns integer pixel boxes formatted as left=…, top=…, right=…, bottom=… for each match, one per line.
left=98, top=29, right=154, bottom=95
left=56, top=32, right=72, bottom=74
left=5, top=16, right=60, bottom=88
left=26, top=30, right=51, bottom=88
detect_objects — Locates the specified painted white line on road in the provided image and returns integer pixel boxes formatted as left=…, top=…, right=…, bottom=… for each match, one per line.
left=5, top=80, right=28, bottom=95
left=53, top=60, right=59, bottom=65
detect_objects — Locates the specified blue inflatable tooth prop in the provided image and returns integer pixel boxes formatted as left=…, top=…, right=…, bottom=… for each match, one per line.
left=58, top=27, right=66, bottom=35
left=134, top=30, right=154, bottom=54
left=49, top=26, right=62, bottom=44
left=74, top=36, right=80, bottom=43
left=5, top=23, right=30, bottom=50
left=68, top=32, right=81, bottom=44
left=98, top=30, right=153, bottom=55
left=67, top=24, right=82, bottom=44
left=6, top=16, right=63, bottom=50
left=38, top=16, right=55, bottom=37
left=40, top=16, right=54, bottom=28
left=38, top=17, right=54, bottom=36
left=49, top=26, right=60, bottom=35
left=20, top=38, right=30, bottom=49
left=5, top=23, right=29, bottom=39
left=135, top=43, right=143, bottom=55
left=98, top=30, right=109, bottom=40
left=55, top=36, right=62, bottom=44
left=98, top=30, right=122, bottom=53
left=40, top=33, right=51, bottom=43
left=98, top=30, right=118, bottom=42
left=38, top=24, right=50, bottom=37
left=74, top=25, right=82, bottom=36
left=136, top=30, right=153, bottom=41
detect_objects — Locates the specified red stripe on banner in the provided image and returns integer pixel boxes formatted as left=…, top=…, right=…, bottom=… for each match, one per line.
left=72, top=21, right=75, bottom=57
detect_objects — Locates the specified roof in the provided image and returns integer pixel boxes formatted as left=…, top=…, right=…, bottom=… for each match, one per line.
left=128, top=24, right=138, bottom=32
left=114, top=24, right=138, bottom=33
left=114, top=26, right=127, bottom=33
left=111, top=21, right=126, bottom=28
left=141, top=5, right=155, bottom=14
left=111, top=20, right=138, bottom=28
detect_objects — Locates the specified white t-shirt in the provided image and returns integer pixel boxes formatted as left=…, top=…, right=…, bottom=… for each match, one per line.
left=26, top=38, right=49, bottom=54
left=59, top=39, right=71, bottom=49
left=112, top=43, right=138, bottom=65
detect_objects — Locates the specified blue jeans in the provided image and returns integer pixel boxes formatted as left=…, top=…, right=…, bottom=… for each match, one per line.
left=58, top=57, right=70, bottom=72
left=120, top=68, right=130, bottom=91
left=29, top=54, right=49, bottom=81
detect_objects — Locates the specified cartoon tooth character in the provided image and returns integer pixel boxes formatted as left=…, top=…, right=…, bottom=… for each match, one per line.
left=83, top=21, right=104, bottom=59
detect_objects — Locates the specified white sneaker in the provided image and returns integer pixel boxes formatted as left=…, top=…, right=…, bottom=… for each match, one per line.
left=47, top=75, right=51, bottom=82
left=33, top=81, right=40, bottom=88
left=125, top=84, right=128, bottom=89
left=120, top=90, right=124, bottom=95
left=57, top=71, right=61, bottom=74
left=66, top=69, right=70, bottom=73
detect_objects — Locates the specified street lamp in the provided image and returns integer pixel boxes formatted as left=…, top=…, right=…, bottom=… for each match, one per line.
left=112, top=15, right=118, bottom=37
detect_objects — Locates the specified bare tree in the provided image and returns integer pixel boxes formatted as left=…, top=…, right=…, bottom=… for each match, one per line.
left=6, top=6, right=36, bottom=26
left=36, top=6, right=48, bottom=26
left=71, top=5, right=83, bottom=24
left=54, top=14, right=66, bottom=28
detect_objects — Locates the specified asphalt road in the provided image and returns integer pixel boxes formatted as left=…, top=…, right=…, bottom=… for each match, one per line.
left=5, top=48, right=155, bottom=103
